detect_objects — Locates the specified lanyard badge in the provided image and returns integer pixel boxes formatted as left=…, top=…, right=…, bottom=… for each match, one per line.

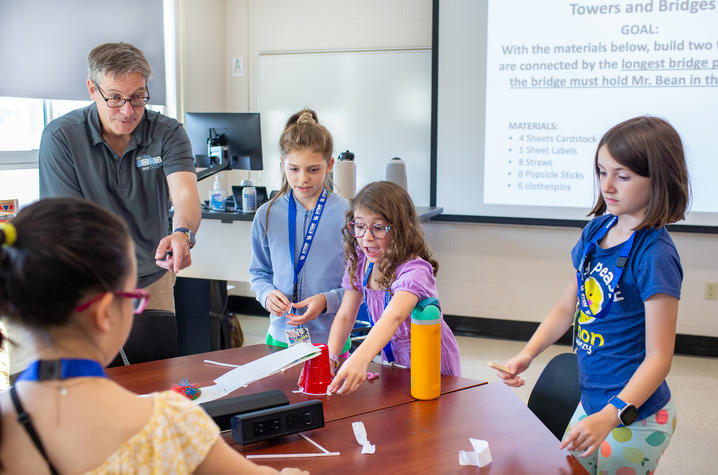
left=285, top=189, right=328, bottom=344
left=362, top=262, right=395, bottom=362
left=571, top=303, right=581, bottom=351
left=18, top=359, right=107, bottom=381
left=575, top=216, right=635, bottom=321
left=288, top=188, right=328, bottom=302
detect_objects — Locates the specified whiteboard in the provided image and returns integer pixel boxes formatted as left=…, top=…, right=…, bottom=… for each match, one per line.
left=258, top=49, right=431, bottom=206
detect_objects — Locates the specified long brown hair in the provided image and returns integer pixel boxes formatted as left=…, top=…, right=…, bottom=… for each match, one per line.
left=589, top=116, right=690, bottom=229
left=265, top=108, right=334, bottom=231
left=344, top=181, right=438, bottom=291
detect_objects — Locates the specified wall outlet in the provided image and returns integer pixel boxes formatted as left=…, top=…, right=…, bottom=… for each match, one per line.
left=705, top=282, right=718, bottom=300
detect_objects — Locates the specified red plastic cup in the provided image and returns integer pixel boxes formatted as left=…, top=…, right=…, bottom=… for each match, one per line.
left=300, top=343, right=333, bottom=395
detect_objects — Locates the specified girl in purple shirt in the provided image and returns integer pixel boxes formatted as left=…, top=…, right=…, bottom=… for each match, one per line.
left=327, top=181, right=461, bottom=395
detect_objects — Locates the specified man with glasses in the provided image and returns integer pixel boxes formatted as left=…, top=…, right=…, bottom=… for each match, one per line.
left=38, top=42, right=200, bottom=365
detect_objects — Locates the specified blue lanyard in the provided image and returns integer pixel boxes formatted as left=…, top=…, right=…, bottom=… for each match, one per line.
left=362, top=262, right=395, bottom=362
left=576, top=216, right=635, bottom=319
left=288, top=188, right=328, bottom=302
left=17, top=359, right=107, bottom=381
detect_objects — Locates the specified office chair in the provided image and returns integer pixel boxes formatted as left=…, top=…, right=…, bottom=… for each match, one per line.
left=527, top=352, right=581, bottom=440
left=108, top=309, right=178, bottom=367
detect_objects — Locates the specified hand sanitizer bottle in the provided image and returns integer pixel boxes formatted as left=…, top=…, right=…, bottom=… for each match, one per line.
left=209, top=175, right=227, bottom=211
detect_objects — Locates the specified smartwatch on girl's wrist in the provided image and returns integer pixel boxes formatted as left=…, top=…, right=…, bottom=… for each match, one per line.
left=608, top=395, right=638, bottom=426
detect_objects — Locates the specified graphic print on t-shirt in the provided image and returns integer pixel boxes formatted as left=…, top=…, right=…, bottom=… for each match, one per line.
left=575, top=260, right=623, bottom=355
left=577, top=276, right=602, bottom=326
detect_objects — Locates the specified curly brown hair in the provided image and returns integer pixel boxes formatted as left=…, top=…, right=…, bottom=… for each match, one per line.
left=343, top=181, right=438, bottom=292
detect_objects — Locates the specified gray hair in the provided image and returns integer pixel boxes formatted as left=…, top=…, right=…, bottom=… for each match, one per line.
left=87, top=42, right=152, bottom=84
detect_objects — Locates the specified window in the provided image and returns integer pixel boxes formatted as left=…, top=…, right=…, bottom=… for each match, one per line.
left=0, top=97, right=166, bottom=207
left=0, top=0, right=174, bottom=208
left=0, top=97, right=44, bottom=152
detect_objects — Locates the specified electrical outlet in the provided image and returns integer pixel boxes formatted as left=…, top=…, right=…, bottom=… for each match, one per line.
left=231, top=399, right=324, bottom=445
left=705, top=282, right=718, bottom=300
left=200, top=390, right=289, bottom=431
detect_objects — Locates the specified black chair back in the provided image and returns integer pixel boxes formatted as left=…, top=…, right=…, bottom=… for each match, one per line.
left=527, top=352, right=581, bottom=440
left=108, top=309, right=178, bottom=367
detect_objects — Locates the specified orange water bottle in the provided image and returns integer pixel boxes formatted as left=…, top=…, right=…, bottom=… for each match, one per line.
left=411, top=297, right=441, bottom=400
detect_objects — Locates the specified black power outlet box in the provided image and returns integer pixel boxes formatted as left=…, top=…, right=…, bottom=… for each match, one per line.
left=231, top=399, right=324, bottom=445
left=200, top=390, right=289, bottom=431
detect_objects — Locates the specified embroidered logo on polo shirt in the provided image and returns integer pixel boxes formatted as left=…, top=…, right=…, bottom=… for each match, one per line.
left=136, top=155, right=163, bottom=170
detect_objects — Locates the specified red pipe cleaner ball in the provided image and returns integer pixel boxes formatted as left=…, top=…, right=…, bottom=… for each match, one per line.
left=171, top=377, right=201, bottom=400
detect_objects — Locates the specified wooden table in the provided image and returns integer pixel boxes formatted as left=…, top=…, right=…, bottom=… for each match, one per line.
left=106, top=344, right=483, bottom=422
left=107, top=345, right=587, bottom=474
left=235, top=383, right=587, bottom=474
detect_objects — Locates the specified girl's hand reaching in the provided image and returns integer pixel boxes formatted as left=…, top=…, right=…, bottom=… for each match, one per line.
left=286, top=294, right=327, bottom=325
left=266, top=290, right=292, bottom=317
left=329, top=352, right=348, bottom=376
left=559, top=407, right=617, bottom=458
left=496, top=353, right=533, bottom=387
left=327, top=355, right=368, bottom=395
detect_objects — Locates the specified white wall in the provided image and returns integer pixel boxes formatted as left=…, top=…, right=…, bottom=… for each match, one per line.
left=178, top=0, right=718, bottom=337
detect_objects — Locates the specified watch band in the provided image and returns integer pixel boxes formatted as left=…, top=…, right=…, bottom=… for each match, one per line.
left=608, top=395, right=638, bottom=426
left=173, top=227, right=195, bottom=249
left=608, top=395, right=628, bottom=411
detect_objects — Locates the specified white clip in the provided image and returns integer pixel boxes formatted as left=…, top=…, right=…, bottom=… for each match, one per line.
left=458, top=438, right=492, bottom=467
left=352, top=421, right=376, bottom=454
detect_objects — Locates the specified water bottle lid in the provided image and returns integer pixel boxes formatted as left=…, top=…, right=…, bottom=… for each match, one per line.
left=240, top=179, right=253, bottom=186
left=338, top=150, right=354, bottom=161
left=411, top=299, right=441, bottom=324
left=391, top=157, right=403, bottom=161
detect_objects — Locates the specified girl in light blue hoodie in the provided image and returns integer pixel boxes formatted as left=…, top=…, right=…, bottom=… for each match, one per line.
left=250, top=109, right=350, bottom=349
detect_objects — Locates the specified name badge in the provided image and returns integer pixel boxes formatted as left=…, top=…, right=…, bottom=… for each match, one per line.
left=136, top=154, right=163, bottom=170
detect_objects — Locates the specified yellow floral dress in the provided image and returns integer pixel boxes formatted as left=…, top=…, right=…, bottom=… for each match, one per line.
left=85, top=391, right=219, bottom=474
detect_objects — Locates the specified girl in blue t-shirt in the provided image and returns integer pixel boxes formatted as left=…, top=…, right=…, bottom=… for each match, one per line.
left=497, top=116, right=689, bottom=475
left=249, top=109, right=350, bottom=349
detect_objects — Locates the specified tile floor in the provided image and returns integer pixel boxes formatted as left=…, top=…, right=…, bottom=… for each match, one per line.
left=238, top=314, right=716, bottom=475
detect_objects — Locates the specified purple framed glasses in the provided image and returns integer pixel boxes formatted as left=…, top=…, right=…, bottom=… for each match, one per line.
left=75, top=289, right=150, bottom=315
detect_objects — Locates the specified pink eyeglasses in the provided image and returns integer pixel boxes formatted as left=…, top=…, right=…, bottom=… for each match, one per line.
left=75, top=289, right=150, bottom=315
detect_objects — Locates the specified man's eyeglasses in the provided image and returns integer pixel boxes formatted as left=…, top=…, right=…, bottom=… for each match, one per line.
left=348, top=222, right=391, bottom=239
left=94, top=82, right=150, bottom=108
left=75, top=289, right=150, bottom=315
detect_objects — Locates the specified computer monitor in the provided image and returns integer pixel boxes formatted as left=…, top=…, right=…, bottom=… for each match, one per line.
left=184, top=112, right=263, bottom=171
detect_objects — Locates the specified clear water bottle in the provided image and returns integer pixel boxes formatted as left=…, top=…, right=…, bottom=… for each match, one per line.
left=241, top=179, right=257, bottom=213
left=410, top=297, right=441, bottom=400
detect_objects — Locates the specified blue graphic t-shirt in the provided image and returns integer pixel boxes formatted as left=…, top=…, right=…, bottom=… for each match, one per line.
left=570, top=214, right=682, bottom=420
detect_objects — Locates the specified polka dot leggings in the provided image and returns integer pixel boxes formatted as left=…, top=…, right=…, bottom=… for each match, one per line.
left=563, top=400, right=676, bottom=475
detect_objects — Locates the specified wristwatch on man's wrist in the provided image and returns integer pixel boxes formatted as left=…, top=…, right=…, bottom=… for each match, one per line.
left=173, top=227, right=196, bottom=249
left=608, top=395, right=638, bottom=426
